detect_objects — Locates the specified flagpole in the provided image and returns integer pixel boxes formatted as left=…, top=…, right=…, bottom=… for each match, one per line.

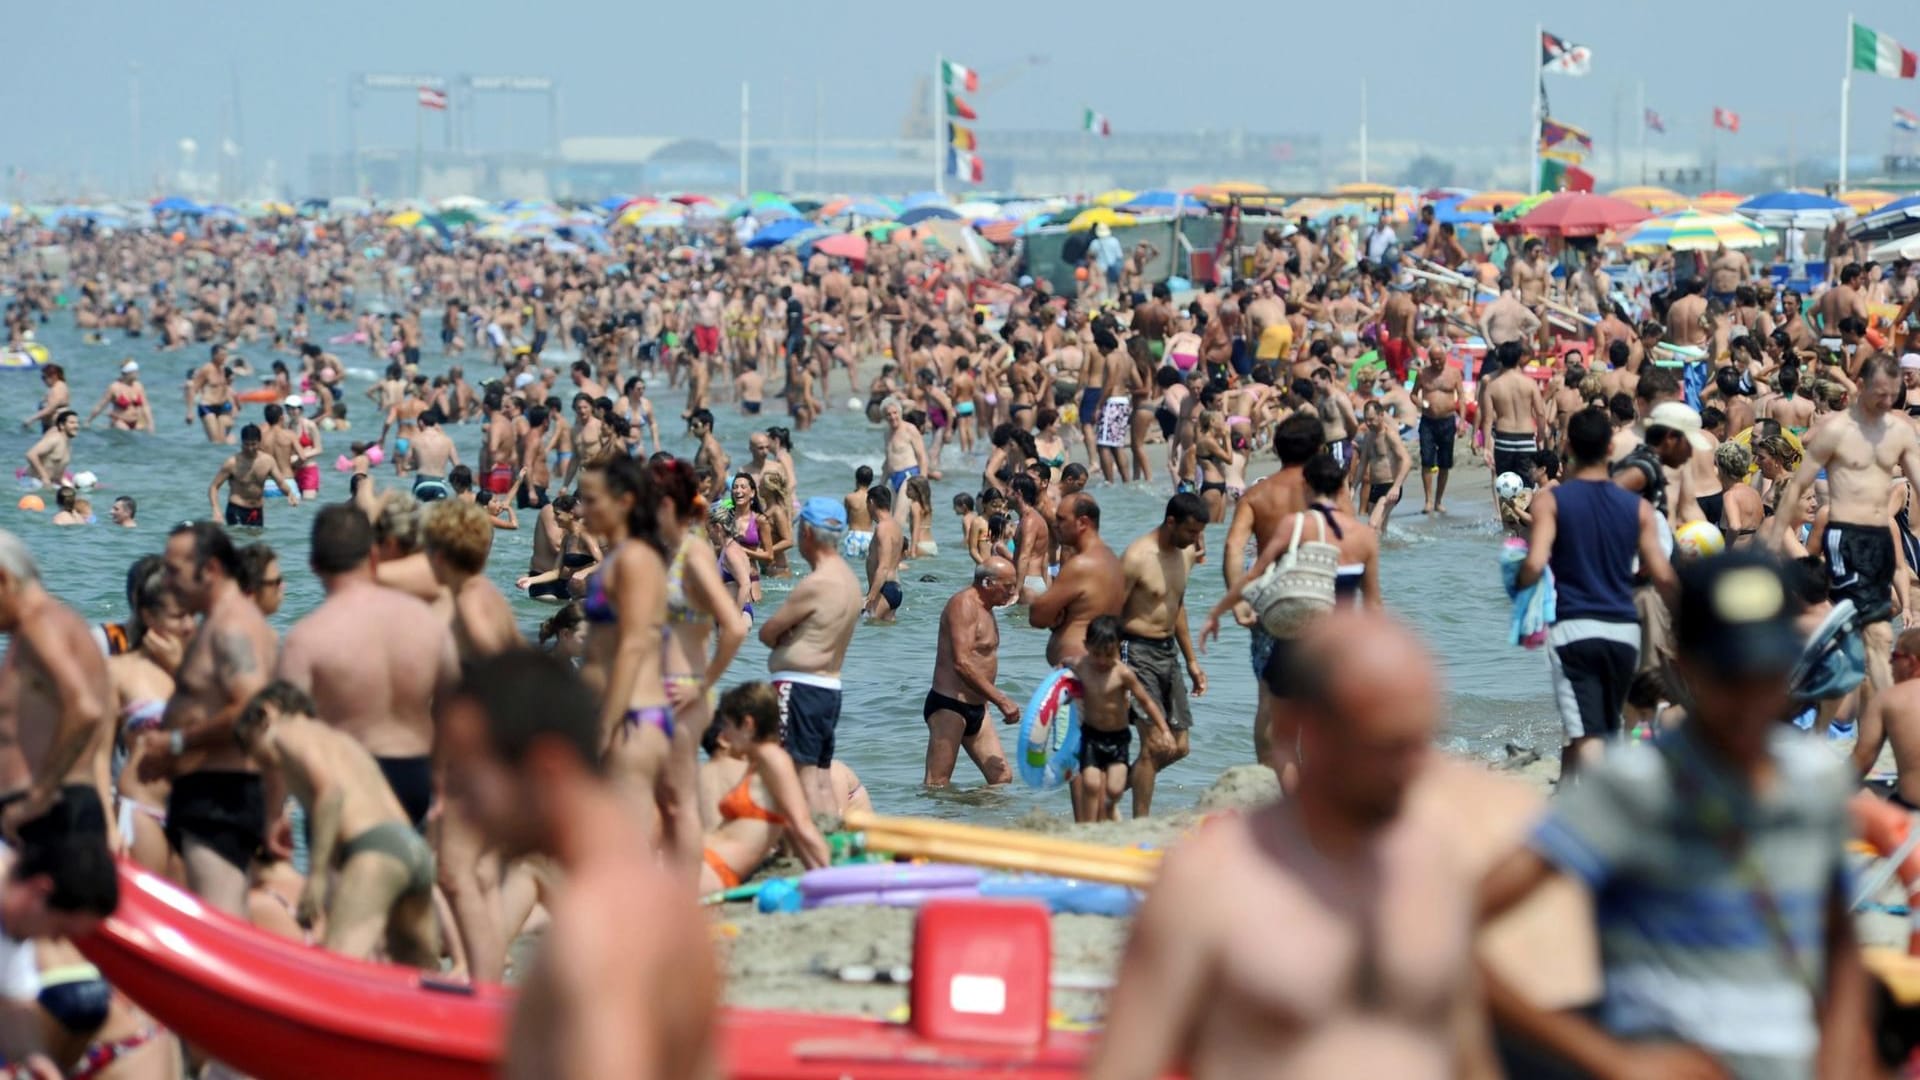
left=1359, top=78, right=1369, bottom=183
left=414, top=98, right=424, bottom=200
left=1530, top=23, right=1543, bottom=193
left=1637, top=80, right=1647, bottom=184
left=1841, top=14, right=1855, bottom=191
left=739, top=82, right=749, bottom=200
left=933, top=54, right=945, bottom=198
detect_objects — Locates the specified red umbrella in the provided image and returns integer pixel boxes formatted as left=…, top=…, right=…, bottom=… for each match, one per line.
left=1497, top=192, right=1651, bottom=237
left=670, top=194, right=715, bottom=206
left=813, top=232, right=868, bottom=262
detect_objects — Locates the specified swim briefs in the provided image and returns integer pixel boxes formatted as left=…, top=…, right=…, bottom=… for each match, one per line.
left=1078, top=726, right=1132, bottom=772
left=486, top=464, right=514, bottom=495
left=340, top=820, right=436, bottom=897
left=773, top=672, right=843, bottom=769
left=165, top=770, right=265, bottom=871
left=923, top=689, right=988, bottom=739
left=16, top=784, right=108, bottom=853
left=224, top=501, right=264, bottom=529
left=375, top=755, right=434, bottom=830
left=878, top=581, right=903, bottom=612
left=888, top=466, right=920, bottom=494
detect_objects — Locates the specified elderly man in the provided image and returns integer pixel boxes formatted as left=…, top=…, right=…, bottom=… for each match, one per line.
left=760, top=497, right=863, bottom=816
left=924, top=557, right=1020, bottom=787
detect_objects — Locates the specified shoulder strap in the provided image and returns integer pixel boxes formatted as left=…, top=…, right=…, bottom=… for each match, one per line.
left=1285, top=511, right=1306, bottom=555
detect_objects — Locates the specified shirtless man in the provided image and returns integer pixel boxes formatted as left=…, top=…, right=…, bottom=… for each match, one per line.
left=881, top=401, right=930, bottom=497
left=426, top=500, right=523, bottom=661
left=439, top=652, right=715, bottom=1080
left=861, top=486, right=906, bottom=622
left=688, top=409, right=730, bottom=483
left=1478, top=277, right=1541, bottom=349
left=185, top=345, right=236, bottom=443
left=1093, top=324, right=1137, bottom=483
left=481, top=391, right=518, bottom=498
left=260, top=403, right=300, bottom=496
left=513, top=406, right=554, bottom=511
left=140, top=523, right=278, bottom=916
left=1666, top=280, right=1708, bottom=352
left=1853, top=626, right=1920, bottom=795
left=1222, top=414, right=1324, bottom=761
left=1510, top=238, right=1552, bottom=312
left=1030, top=493, right=1126, bottom=666
left=1815, top=263, right=1870, bottom=334
left=209, top=423, right=300, bottom=530
left=924, top=558, right=1020, bottom=787
left=761, top=498, right=863, bottom=816
left=407, top=409, right=459, bottom=501
left=1414, top=347, right=1462, bottom=513
left=1356, top=401, right=1414, bottom=535
left=1117, top=494, right=1208, bottom=818
left=1011, top=473, right=1053, bottom=604
left=840, top=465, right=876, bottom=561
left=234, top=681, right=438, bottom=966
left=1479, top=342, right=1547, bottom=489
left=0, top=533, right=110, bottom=856
left=1707, top=243, right=1751, bottom=306
left=1091, top=613, right=1491, bottom=1080
left=1780, top=355, right=1920, bottom=703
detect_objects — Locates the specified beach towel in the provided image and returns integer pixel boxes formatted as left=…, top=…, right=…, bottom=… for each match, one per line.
left=1500, top=538, right=1555, bottom=649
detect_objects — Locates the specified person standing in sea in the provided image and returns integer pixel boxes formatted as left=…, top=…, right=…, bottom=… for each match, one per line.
left=924, top=557, right=1020, bottom=788
left=1116, top=493, right=1209, bottom=818
left=761, top=498, right=862, bottom=817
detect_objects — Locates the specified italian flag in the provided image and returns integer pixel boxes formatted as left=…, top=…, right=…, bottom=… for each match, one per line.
left=942, top=60, right=978, bottom=93
left=1083, top=108, right=1110, bottom=137
left=1854, top=20, right=1918, bottom=78
left=945, top=92, right=976, bottom=121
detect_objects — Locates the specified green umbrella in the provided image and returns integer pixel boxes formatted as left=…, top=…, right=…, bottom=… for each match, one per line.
left=436, top=208, right=482, bottom=228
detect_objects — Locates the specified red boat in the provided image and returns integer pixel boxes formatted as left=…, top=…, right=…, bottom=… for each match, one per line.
left=79, top=862, right=1108, bottom=1079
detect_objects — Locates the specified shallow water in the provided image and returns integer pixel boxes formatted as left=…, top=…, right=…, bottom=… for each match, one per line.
left=6, top=313, right=1557, bottom=823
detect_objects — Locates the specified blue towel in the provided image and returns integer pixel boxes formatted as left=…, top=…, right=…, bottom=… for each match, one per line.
left=1500, top=539, right=1555, bottom=649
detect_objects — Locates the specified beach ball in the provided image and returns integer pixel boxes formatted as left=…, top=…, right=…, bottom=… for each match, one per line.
left=16, top=495, right=43, bottom=513
left=71, top=471, right=98, bottom=490
left=846, top=397, right=861, bottom=412
left=1674, top=520, right=1727, bottom=559
left=1494, top=472, right=1526, bottom=501
left=1074, top=267, right=1088, bottom=282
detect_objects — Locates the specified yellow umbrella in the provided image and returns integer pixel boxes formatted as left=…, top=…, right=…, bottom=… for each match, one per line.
left=1336, top=181, right=1398, bottom=196
left=1091, top=189, right=1137, bottom=207
left=1608, top=186, right=1686, bottom=212
left=1691, top=191, right=1746, bottom=213
left=384, top=209, right=424, bottom=228
left=1843, top=189, right=1897, bottom=213
left=1456, top=190, right=1528, bottom=212
left=1067, top=207, right=1137, bottom=232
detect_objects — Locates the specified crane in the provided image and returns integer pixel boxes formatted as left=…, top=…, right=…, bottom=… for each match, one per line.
left=900, top=55, right=1049, bottom=139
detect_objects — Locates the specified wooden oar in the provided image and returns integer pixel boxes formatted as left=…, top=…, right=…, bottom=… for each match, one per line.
left=845, top=811, right=1161, bottom=889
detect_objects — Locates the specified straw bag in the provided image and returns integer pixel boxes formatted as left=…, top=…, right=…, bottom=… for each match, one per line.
left=1242, top=510, right=1340, bottom=636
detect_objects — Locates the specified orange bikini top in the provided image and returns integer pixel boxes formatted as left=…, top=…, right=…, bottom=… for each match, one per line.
left=719, top=773, right=785, bottom=826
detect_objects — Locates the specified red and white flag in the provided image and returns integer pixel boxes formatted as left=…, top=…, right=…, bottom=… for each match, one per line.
left=1712, top=107, right=1740, bottom=133
left=1644, top=108, right=1665, bottom=134
left=418, top=86, right=448, bottom=111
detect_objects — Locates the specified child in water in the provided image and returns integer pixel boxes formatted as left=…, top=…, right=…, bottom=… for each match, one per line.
left=1066, top=616, right=1173, bottom=823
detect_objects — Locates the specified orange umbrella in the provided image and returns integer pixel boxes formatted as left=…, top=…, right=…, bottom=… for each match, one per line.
left=1692, top=190, right=1746, bottom=212
left=1608, top=185, right=1686, bottom=212
left=1842, top=189, right=1897, bottom=213
left=1457, top=190, right=1528, bottom=212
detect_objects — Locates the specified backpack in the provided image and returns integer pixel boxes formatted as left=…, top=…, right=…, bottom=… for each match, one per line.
left=1242, top=510, right=1341, bottom=636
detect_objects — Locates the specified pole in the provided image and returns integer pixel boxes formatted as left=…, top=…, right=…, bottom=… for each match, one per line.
left=1841, top=13, right=1855, bottom=191
left=1789, top=113, right=1799, bottom=188
left=1358, top=78, right=1369, bottom=183
left=1529, top=24, right=1543, bottom=194
left=813, top=79, right=823, bottom=194
left=1636, top=80, right=1647, bottom=184
left=324, top=78, right=338, bottom=197
left=414, top=100, right=424, bottom=200
left=933, top=54, right=945, bottom=197
left=1609, top=80, right=1621, bottom=186
left=128, top=62, right=141, bottom=198
left=739, top=82, right=750, bottom=199
left=347, top=79, right=360, bottom=197
left=1079, top=128, right=1088, bottom=203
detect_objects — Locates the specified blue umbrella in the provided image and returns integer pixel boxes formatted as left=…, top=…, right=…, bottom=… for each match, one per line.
left=1431, top=198, right=1492, bottom=226
left=844, top=200, right=897, bottom=219
left=1848, top=195, right=1920, bottom=243
left=1118, top=190, right=1204, bottom=214
left=152, top=196, right=204, bottom=215
left=1737, top=191, right=1849, bottom=229
left=901, top=190, right=950, bottom=209
left=746, top=218, right=813, bottom=249
left=898, top=205, right=962, bottom=225
left=596, top=194, right=632, bottom=213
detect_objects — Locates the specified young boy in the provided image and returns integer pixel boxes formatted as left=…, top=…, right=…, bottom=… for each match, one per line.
left=234, top=681, right=439, bottom=967
left=1067, top=616, right=1173, bottom=823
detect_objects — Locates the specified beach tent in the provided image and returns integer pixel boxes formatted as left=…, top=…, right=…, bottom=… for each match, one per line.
left=1735, top=191, right=1850, bottom=229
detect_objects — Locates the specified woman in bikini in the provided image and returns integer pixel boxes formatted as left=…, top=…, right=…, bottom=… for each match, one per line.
left=85, top=362, right=154, bottom=432
left=903, top=475, right=938, bottom=558
left=696, top=683, right=831, bottom=893
left=1031, top=408, right=1069, bottom=474
left=577, top=458, right=684, bottom=866
left=757, top=470, right=796, bottom=578
left=709, top=505, right=761, bottom=626
left=107, top=561, right=194, bottom=877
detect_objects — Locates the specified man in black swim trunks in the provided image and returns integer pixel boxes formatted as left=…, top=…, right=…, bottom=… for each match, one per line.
left=140, top=522, right=278, bottom=916
left=924, top=557, right=1020, bottom=787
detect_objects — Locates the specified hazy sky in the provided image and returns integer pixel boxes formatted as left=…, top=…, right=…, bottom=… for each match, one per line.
left=10, top=0, right=1920, bottom=189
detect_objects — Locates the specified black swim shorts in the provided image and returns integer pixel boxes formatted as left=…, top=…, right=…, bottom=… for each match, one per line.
left=224, top=501, right=264, bottom=529
left=1825, top=520, right=1896, bottom=622
left=1078, top=726, right=1132, bottom=772
left=923, top=689, right=987, bottom=739
left=165, top=770, right=265, bottom=871
left=775, top=676, right=842, bottom=769
left=879, top=580, right=903, bottom=612
left=375, top=755, right=433, bottom=830
left=1418, top=414, right=1456, bottom=471
left=17, top=784, right=108, bottom=853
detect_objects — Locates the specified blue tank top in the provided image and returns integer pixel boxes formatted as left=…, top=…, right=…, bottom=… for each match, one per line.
left=1547, top=479, right=1641, bottom=623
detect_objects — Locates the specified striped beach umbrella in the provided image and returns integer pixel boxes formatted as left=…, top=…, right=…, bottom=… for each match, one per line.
left=1692, top=190, right=1746, bottom=213
left=1608, top=185, right=1687, bottom=212
left=1621, top=209, right=1774, bottom=252
left=1456, top=190, right=1528, bottom=212
left=1842, top=189, right=1898, bottom=214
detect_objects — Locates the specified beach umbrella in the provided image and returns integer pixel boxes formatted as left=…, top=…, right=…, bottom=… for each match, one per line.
left=151, top=196, right=204, bottom=215
left=976, top=219, right=1019, bottom=244
left=633, top=209, right=687, bottom=230
left=1848, top=195, right=1920, bottom=243
left=1621, top=209, right=1773, bottom=252
left=385, top=209, right=425, bottom=228
left=1196, top=180, right=1267, bottom=200
left=750, top=201, right=801, bottom=221
left=1067, top=207, right=1138, bottom=232
left=1607, top=185, right=1686, bottom=212
left=951, top=199, right=1003, bottom=220
left=1499, top=192, right=1650, bottom=237
left=1119, top=190, right=1205, bottom=214
left=670, top=194, right=715, bottom=206
left=898, top=205, right=962, bottom=225
left=1456, top=190, right=1528, bottom=213
left=436, top=208, right=482, bottom=228
left=1868, top=233, right=1920, bottom=262
left=901, top=190, right=951, bottom=209
left=812, top=232, right=868, bottom=261
left=1735, top=191, right=1850, bottom=229
left=842, top=200, right=897, bottom=220
left=860, top=221, right=906, bottom=239
left=1843, top=189, right=1898, bottom=214
left=1336, top=181, right=1399, bottom=197
left=791, top=198, right=825, bottom=215
left=746, top=218, right=813, bottom=249
left=1012, top=213, right=1054, bottom=237
left=1431, top=198, right=1493, bottom=225
left=1091, top=189, right=1137, bottom=208
left=685, top=202, right=724, bottom=221
left=1692, top=190, right=1746, bottom=212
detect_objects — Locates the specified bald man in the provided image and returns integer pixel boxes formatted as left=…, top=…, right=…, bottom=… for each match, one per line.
left=924, top=558, right=1020, bottom=787
left=1029, top=494, right=1125, bottom=666
left=1091, top=613, right=1495, bottom=1080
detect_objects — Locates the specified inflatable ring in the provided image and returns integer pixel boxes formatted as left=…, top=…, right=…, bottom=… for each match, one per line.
left=0, top=343, right=49, bottom=370
left=1017, top=668, right=1082, bottom=789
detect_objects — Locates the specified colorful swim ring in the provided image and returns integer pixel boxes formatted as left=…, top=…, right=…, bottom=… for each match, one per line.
left=236, top=389, right=315, bottom=406
left=0, top=343, right=49, bottom=370
left=1017, top=668, right=1082, bottom=789
left=797, top=863, right=983, bottom=903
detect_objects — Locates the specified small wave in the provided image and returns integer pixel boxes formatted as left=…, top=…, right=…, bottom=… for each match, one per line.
left=799, top=449, right=881, bottom=470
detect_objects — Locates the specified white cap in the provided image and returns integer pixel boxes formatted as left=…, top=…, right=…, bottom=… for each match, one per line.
left=513, top=371, right=537, bottom=389
left=120, top=360, right=138, bottom=373
left=284, top=395, right=305, bottom=409
left=1901, top=352, right=1920, bottom=372
left=1647, top=400, right=1714, bottom=452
